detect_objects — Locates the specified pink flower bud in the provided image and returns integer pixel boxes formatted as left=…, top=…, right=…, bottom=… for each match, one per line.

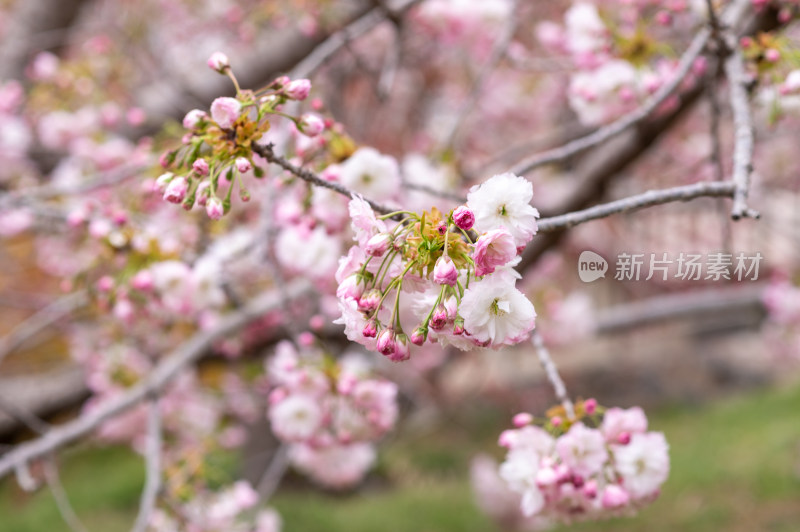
left=617, top=431, right=631, bottom=445
left=365, top=232, right=392, bottom=257
left=389, top=333, right=410, bottom=362
left=765, top=48, right=781, bottom=63
left=196, top=181, right=211, bottom=206
left=285, top=79, right=311, bottom=100
left=207, top=51, right=230, bottom=72
left=513, top=412, right=533, bottom=427
left=453, top=206, right=475, bottom=230
left=159, top=151, right=173, bottom=168
left=410, top=327, right=427, bottom=346
left=182, top=109, right=207, bottom=129
left=430, top=304, right=448, bottom=330
left=97, top=275, right=114, bottom=292
left=192, top=158, right=209, bottom=176
left=433, top=255, right=458, bottom=286
left=131, top=270, right=153, bottom=291
left=555, top=464, right=571, bottom=483
left=337, top=274, right=366, bottom=301
left=535, top=467, right=558, bottom=487
left=206, top=197, right=224, bottom=220
left=210, top=97, right=242, bottom=129
left=498, top=429, right=516, bottom=448
left=297, top=332, right=315, bottom=347
left=273, top=75, right=290, bottom=89
left=126, top=107, right=145, bottom=126
left=235, top=157, right=252, bottom=173
left=163, top=176, right=189, bottom=204
left=452, top=317, right=464, bottom=335
left=571, top=474, right=585, bottom=488
left=155, top=172, right=174, bottom=193
left=298, top=113, right=324, bottom=137
left=376, top=328, right=396, bottom=356
left=583, top=480, right=598, bottom=499
left=362, top=319, right=378, bottom=338
left=601, top=485, right=630, bottom=509
left=358, top=289, right=382, bottom=313
left=584, top=398, right=597, bottom=415
left=551, top=416, right=562, bottom=427
left=309, top=314, right=325, bottom=330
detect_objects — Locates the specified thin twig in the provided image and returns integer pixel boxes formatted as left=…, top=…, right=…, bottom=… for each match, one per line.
left=43, top=457, right=89, bottom=532
left=0, top=282, right=311, bottom=480
left=377, top=20, right=402, bottom=100
left=0, top=163, right=144, bottom=206
left=253, top=143, right=398, bottom=218
left=0, top=394, right=51, bottom=434
left=511, top=25, right=711, bottom=175
left=403, top=182, right=467, bottom=203
left=290, top=0, right=422, bottom=80
left=531, top=330, right=574, bottom=419
left=131, top=398, right=162, bottom=532
left=256, top=444, right=290, bottom=502
left=536, top=181, right=736, bottom=233
left=0, top=290, right=88, bottom=368
left=442, top=0, right=520, bottom=149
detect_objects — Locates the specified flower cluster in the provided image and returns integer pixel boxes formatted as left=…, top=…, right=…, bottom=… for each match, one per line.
left=148, top=481, right=281, bottom=532
left=266, top=341, right=398, bottom=488
left=156, top=52, right=325, bottom=219
left=335, top=172, right=539, bottom=360
left=497, top=400, right=669, bottom=522
left=536, top=2, right=708, bottom=126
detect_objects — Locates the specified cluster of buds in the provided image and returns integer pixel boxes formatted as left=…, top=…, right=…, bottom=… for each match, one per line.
left=155, top=52, right=326, bottom=219
left=336, top=173, right=540, bottom=360
left=497, top=400, right=669, bottom=522
left=265, top=341, right=398, bottom=488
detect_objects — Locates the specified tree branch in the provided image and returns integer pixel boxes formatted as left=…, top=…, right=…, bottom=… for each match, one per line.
left=510, top=26, right=711, bottom=175
left=0, top=394, right=51, bottom=435
left=256, top=444, right=289, bottom=502
left=510, top=0, right=755, bottom=176
left=536, top=181, right=736, bottom=233
left=518, top=0, right=774, bottom=271
left=43, top=457, right=89, bottom=532
left=531, top=330, right=573, bottom=419
left=253, top=143, right=398, bottom=217
left=724, top=36, right=758, bottom=220
left=0, top=290, right=88, bottom=369
left=131, top=398, right=162, bottom=532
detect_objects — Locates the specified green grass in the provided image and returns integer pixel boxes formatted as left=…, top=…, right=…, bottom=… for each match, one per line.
left=1, top=382, right=799, bottom=531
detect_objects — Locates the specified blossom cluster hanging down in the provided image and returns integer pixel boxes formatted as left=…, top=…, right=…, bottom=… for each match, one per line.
left=266, top=341, right=399, bottom=488
left=497, top=400, right=669, bottom=523
left=335, top=172, right=540, bottom=360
